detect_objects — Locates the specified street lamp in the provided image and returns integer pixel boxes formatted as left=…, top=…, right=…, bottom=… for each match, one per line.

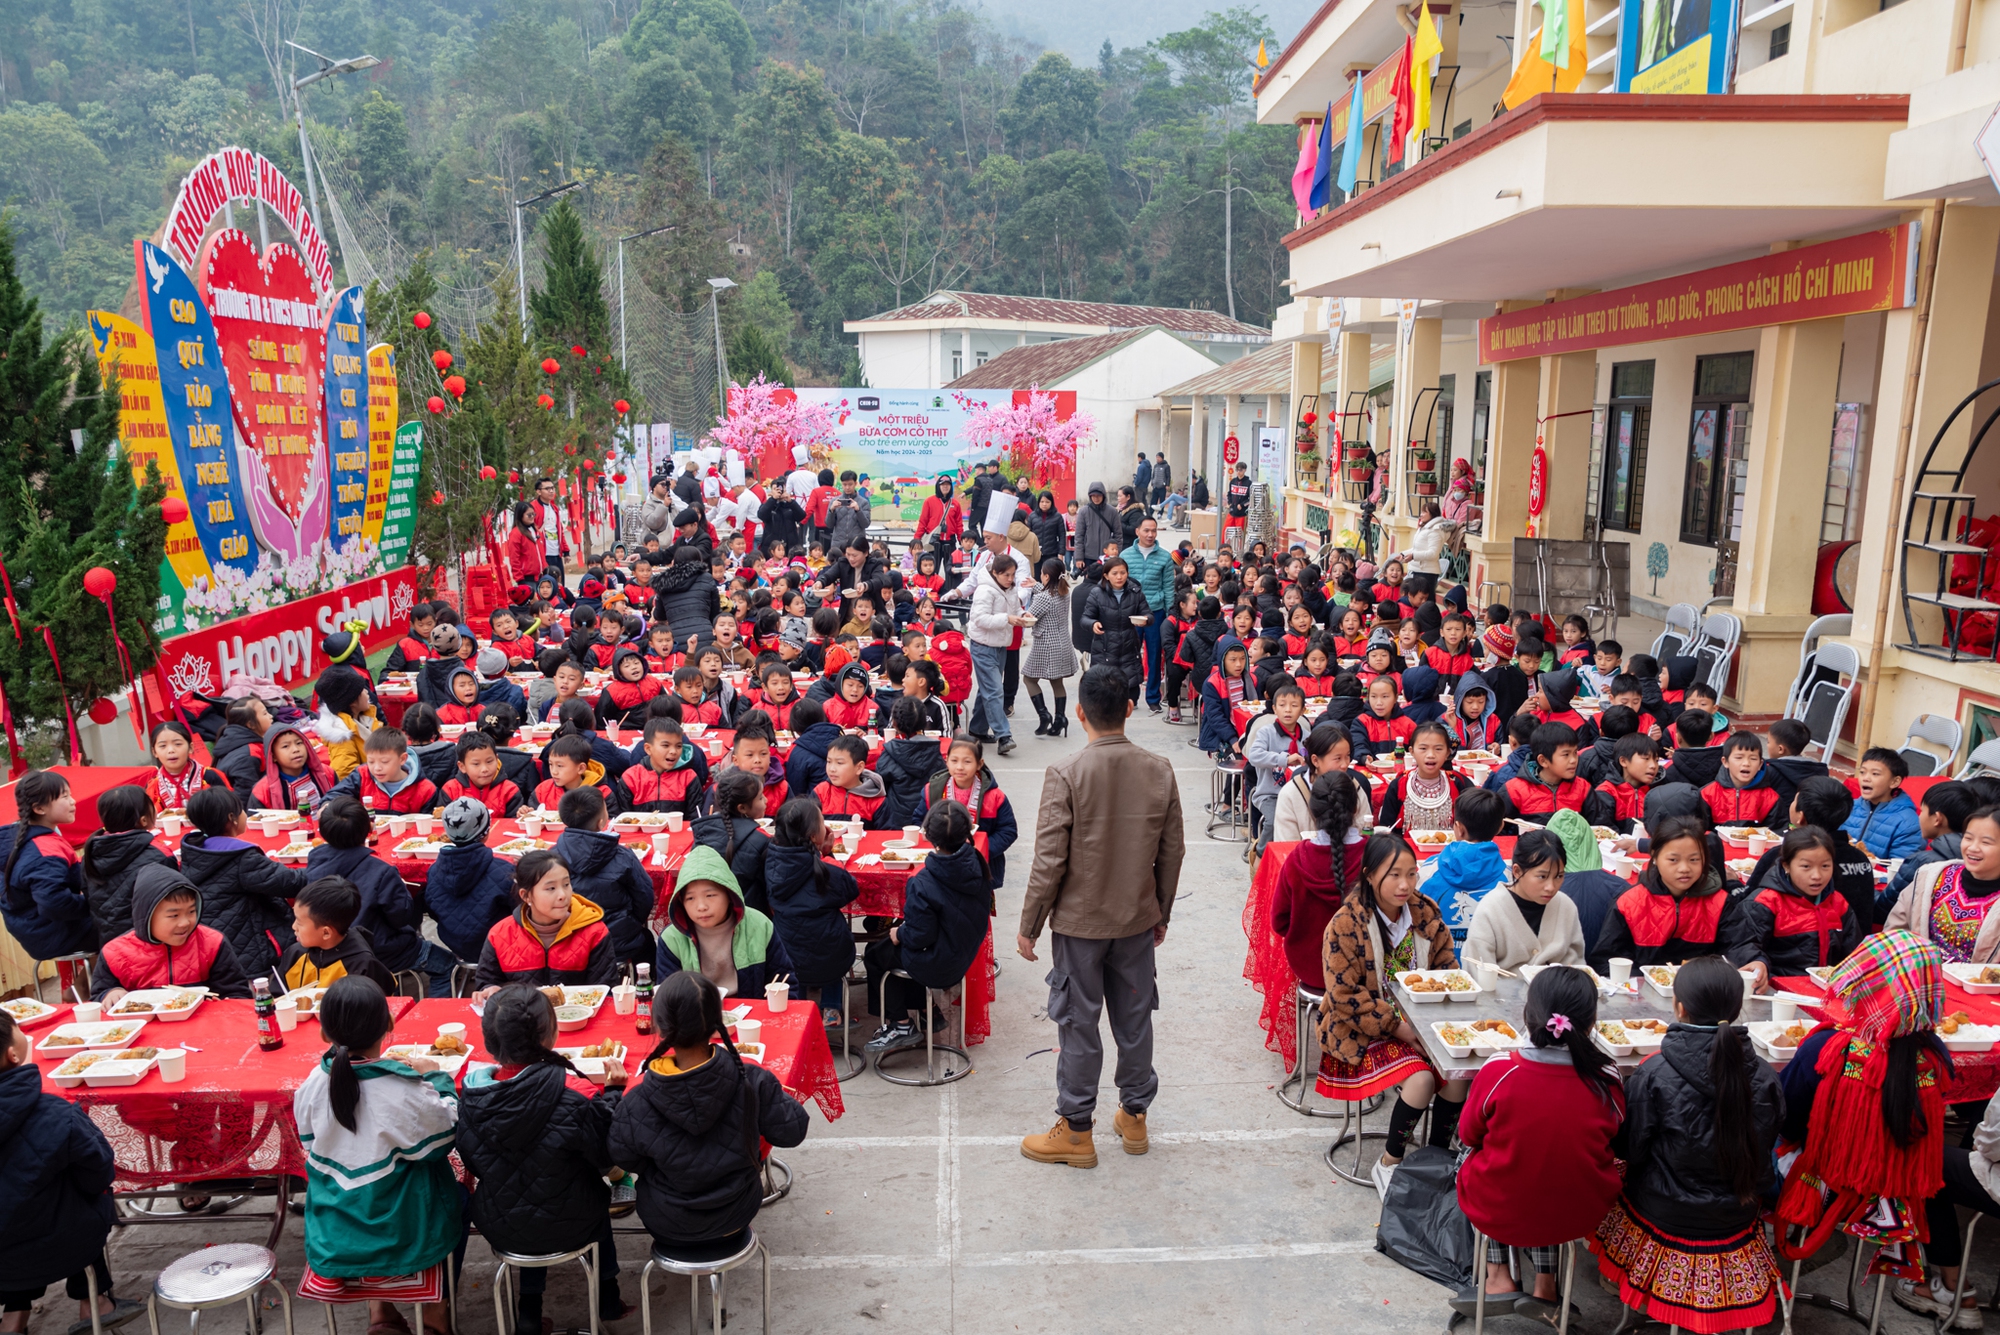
left=513, top=180, right=584, bottom=328
left=617, top=224, right=677, bottom=368
left=707, top=276, right=736, bottom=421
left=285, top=41, right=378, bottom=252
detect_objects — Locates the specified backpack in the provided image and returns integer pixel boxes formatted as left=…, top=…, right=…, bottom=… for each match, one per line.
left=929, top=630, right=973, bottom=704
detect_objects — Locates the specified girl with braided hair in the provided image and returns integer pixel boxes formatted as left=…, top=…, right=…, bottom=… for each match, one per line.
left=458, top=985, right=631, bottom=1333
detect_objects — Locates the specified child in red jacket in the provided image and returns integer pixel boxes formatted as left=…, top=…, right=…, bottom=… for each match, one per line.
left=1454, top=965, right=1624, bottom=1318
left=1703, top=732, right=1784, bottom=829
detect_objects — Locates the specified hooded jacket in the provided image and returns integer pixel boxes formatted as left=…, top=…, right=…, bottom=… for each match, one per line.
left=1270, top=832, right=1366, bottom=988
left=329, top=755, right=438, bottom=815
left=1074, top=485, right=1121, bottom=563
left=813, top=768, right=889, bottom=829
left=1198, top=635, right=1258, bottom=753
left=1766, top=754, right=1831, bottom=812
left=176, top=828, right=306, bottom=979
left=553, top=826, right=657, bottom=963
left=1502, top=755, right=1593, bottom=819
left=1534, top=668, right=1599, bottom=746
left=411, top=737, right=461, bottom=790
left=1589, top=865, right=1735, bottom=974
left=1083, top=578, right=1149, bottom=680
left=690, top=813, right=775, bottom=916
left=596, top=648, right=666, bottom=731
left=275, top=920, right=396, bottom=994
left=1621, top=1024, right=1782, bottom=1238
left=1446, top=671, right=1502, bottom=749
left=1026, top=498, right=1068, bottom=567
left=1577, top=733, right=1623, bottom=789
left=615, top=743, right=706, bottom=819
left=655, top=556, right=722, bottom=646
left=90, top=864, right=251, bottom=998
left=763, top=841, right=860, bottom=986
left=823, top=663, right=878, bottom=730
left=915, top=479, right=963, bottom=549
left=1657, top=656, right=1702, bottom=724
left=784, top=721, right=841, bottom=797
left=532, top=760, right=611, bottom=814
left=1398, top=662, right=1448, bottom=726
left=1173, top=614, right=1228, bottom=684
left=1421, top=839, right=1510, bottom=938
left=425, top=839, right=519, bottom=963
left=301, top=840, right=424, bottom=973
left=876, top=737, right=943, bottom=831
left=919, top=766, right=1018, bottom=887
left=1723, top=858, right=1862, bottom=976
left=472, top=894, right=619, bottom=989
left=1701, top=765, right=1783, bottom=829
left=413, top=653, right=463, bottom=714
left=436, top=665, right=487, bottom=726
left=251, top=721, right=339, bottom=812
left=459, top=1059, right=621, bottom=1257
left=79, top=828, right=177, bottom=950
left=0, top=1058, right=117, bottom=1291
left=211, top=722, right=266, bottom=804
left=608, top=1043, right=809, bottom=1244
left=1662, top=744, right=1724, bottom=790
left=896, top=841, right=994, bottom=989
left=655, top=845, right=791, bottom=997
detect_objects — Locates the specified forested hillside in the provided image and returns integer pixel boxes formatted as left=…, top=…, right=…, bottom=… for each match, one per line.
left=0, top=0, right=1294, bottom=385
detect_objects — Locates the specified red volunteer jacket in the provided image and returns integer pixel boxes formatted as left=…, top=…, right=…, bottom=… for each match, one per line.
left=443, top=775, right=524, bottom=818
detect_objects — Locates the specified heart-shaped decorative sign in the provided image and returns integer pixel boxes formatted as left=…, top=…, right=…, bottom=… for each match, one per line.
left=197, top=230, right=328, bottom=529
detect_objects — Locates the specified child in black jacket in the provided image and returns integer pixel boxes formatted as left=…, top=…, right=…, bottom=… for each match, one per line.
left=78, top=785, right=177, bottom=951
left=862, top=801, right=993, bottom=1055
left=459, top=986, right=630, bottom=1331
left=177, top=786, right=305, bottom=981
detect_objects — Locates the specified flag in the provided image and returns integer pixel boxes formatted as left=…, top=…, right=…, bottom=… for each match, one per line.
left=1335, top=78, right=1365, bottom=197
left=1291, top=113, right=1321, bottom=215
left=1540, top=0, right=1570, bottom=65
left=1256, top=38, right=1270, bottom=69
left=1387, top=37, right=1414, bottom=165
left=1411, top=5, right=1445, bottom=159
left=1309, top=103, right=1336, bottom=209
left=1502, top=0, right=1587, bottom=108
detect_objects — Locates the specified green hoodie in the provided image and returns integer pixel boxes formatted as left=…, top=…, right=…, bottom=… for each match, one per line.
left=657, top=843, right=776, bottom=972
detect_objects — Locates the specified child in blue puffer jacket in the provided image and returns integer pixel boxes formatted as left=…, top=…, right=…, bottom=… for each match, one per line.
left=426, top=798, right=517, bottom=966
left=1840, top=748, right=1925, bottom=862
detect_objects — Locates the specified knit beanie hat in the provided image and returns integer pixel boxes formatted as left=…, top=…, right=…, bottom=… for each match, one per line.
left=442, top=796, right=491, bottom=846
left=1481, top=624, right=1517, bottom=660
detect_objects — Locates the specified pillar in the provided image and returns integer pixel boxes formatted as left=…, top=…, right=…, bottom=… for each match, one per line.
left=1388, top=317, right=1443, bottom=553
left=1727, top=315, right=1845, bottom=711
left=1192, top=395, right=1211, bottom=494
left=1335, top=329, right=1374, bottom=532
left=1290, top=339, right=1323, bottom=506
left=1537, top=349, right=1596, bottom=542
left=1467, top=303, right=1544, bottom=600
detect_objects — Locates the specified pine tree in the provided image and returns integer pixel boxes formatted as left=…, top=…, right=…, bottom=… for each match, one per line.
left=0, top=218, right=166, bottom=762
left=528, top=199, right=611, bottom=352
left=727, top=323, right=791, bottom=387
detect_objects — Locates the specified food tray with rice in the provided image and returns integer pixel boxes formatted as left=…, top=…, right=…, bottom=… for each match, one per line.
left=105, top=988, right=208, bottom=1021
left=1947, top=963, right=2000, bottom=995
left=1, top=997, right=62, bottom=1027
left=555, top=1042, right=628, bottom=1082
left=36, top=1021, right=149, bottom=1055
left=1395, top=969, right=1481, bottom=1003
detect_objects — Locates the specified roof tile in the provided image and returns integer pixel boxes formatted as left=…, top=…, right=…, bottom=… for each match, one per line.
left=858, top=290, right=1268, bottom=339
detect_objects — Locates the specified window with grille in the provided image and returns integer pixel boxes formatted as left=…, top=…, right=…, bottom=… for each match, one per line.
left=1601, top=360, right=1654, bottom=534
left=1680, top=352, right=1755, bottom=547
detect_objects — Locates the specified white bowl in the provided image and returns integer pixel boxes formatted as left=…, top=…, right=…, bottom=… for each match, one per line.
left=555, top=1005, right=593, bottom=1032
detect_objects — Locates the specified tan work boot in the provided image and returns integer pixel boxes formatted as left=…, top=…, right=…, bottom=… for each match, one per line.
left=1112, top=1108, right=1149, bottom=1155
left=1021, top=1118, right=1098, bottom=1168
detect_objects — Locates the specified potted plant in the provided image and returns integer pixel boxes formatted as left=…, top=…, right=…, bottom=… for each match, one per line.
left=1414, top=478, right=1438, bottom=497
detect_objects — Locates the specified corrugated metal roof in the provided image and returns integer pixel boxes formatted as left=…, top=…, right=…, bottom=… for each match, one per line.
left=1156, top=340, right=1399, bottom=399
left=942, top=327, right=1172, bottom=388
left=853, top=290, right=1269, bottom=340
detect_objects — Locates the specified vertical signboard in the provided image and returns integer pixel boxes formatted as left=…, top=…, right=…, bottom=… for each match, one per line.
left=362, top=344, right=397, bottom=546
left=377, top=422, right=425, bottom=571
left=324, top=286, right=369, bottom=546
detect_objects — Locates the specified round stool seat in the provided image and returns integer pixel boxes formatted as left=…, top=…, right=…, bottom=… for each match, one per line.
left=155, top=1244, right=277, bottom=1305
left=492, top=1244, right=594, bottom=1267
left=648, top=1230, right=759, bottom=1274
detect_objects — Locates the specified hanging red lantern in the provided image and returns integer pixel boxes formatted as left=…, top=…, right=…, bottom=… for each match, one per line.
left=508, top=470, right=520, bottom=484
left=431, top=490, right=446, bottom=506
left=537, top=393, right=555, bottom=410
left=614, top=399, right=630, bottom=415
left=443, top=374, right=466, bottom=398
left=427, top=395, right=446, bottom=414
left=611, top=472, right=627, bottom=485
left=1301, top=411, right=1318, bottom=425
left=431, top=349, right=452, bottom=371
left=413, top=311, right=432, bottom=330
left=581, top=459, right=595, bottom=472
left=161, top=496, right=190, bottom=525
left=541, top=358, right=560, bottom=375
left=82, top=567, right=116, bottom=600
left=562, top=443, right=576, bottom=455
left=87, top=698, right=118, bottom=725
left=570, top=345, right=586, bottom=357
left=479, top=464, right=497, bottom=480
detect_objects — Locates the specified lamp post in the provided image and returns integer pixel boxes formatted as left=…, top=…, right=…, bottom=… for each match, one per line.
left=284, top=41, right=378, bottom=252
left=617, top=224, right=676, bottom=368
left=707, top=276, right=736, bottom=421
left=512, top=180, right=584, bottom=329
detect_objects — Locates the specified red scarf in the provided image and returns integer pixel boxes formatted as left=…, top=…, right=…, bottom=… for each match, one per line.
left=153, top=762, right=206, bottom=811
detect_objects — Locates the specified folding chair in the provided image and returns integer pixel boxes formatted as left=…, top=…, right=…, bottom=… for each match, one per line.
left=1900, top=713, right=1964, bottom=777
left=1787, top=615, right=1853, bottom=716
left=1786, top=641, right=1860, bottom=762
left=1960, top=738, right=2000, bottom=781
left=1651, top=603, right=1700, bottom=660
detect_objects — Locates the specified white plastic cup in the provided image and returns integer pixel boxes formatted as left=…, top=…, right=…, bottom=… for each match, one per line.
left=435, top=1022, right=466, bottom=1043
left=412, top=814, right=433, bottom=837
left=157, top=814, right=183, bottom=837
left=72, top=1001, right=102, bottom=1023
left=765, top=982, right=790, bottom=1013
left=1740, top=968, right=1760, bottom=999
left=388, top=814, right=409, bottom=838
left=273, top=997, right=298, bottom=1032
left=652, top=833, right=674, bottom=857
left=665, top=812, right=684, bottom=833
left=156, top=1048, right=186, bottom=1082
left=261, top=814, right=284, bottom=838
left=521, top=815, right=544, bottom=837
left=736, top=1018, right=762, bottom=1046
left=840, top=831, right=862, bottom=854
left=1608, top=957, right=1633, bottom=987
left=1474, top=960, right=1499, bottom=991
left=1771, top=992, right=1801, bottom=1023
left=1469, top=765, right=1490, bottom=786
left=612, top=985, right=637, bottom=1015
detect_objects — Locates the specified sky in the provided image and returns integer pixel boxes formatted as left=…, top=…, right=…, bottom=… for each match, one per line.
left=990, top=0, right=1325, bottom=62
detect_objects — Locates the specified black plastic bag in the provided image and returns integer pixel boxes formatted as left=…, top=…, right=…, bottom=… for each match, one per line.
left=1374, top=1145, right=1474, bottom=1289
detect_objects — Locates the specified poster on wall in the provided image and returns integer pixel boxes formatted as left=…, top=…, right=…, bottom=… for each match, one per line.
left=1617, top=0, right=1740, bottom=92
left=1256, top=426, right=1286, bottom=484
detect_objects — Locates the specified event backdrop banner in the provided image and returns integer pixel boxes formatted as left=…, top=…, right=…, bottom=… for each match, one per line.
left=156, top=566, right=423, bottom=697
left=1618, top=0, right=1740, bottom=92
left=90, top=149, right=422, bottom=641
left=786, top=389, right=1013, bottom=479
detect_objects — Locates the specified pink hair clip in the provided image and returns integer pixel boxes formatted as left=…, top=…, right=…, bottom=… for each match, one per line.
left=1546, top=1014, right=1573, bottom=1037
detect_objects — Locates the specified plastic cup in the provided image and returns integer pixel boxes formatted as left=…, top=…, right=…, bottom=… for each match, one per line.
left=1468, top=765, right=1490, bottom=786
left=665, top=812, right=684, bottom=833
left=612, top=985, right=637, bottom=1015
left=1740, top=968, right=1760, bottom=998
left=840, top=831, right=862, bottom=854
left=651, top=833, right=674, bottom=858
left=736, top=1018, right=762, bottom=1046
left=1771, top=992, right=1801, bottom=1023
left=273, top=997, right=298, bottom=1032
left=1474, top=960, right=1499, bottom=991
left=388, top=814, right=409, bottom=838
left=903, top=825, right=921, bottom=847
left=1608, top=957, right=1633, bottom=986
left=157, top=814, right=182, bottom=837
left=72, top=1001, right=102, bottom=1023
left=436, top=1022, right=466, bottom=1043
left=521, top=815, right=544, bottom=837
left=413, top=814, right=433, bottom=837
left=156, top=1049, right=186, bottom=1082
left=261, top=814, right=284, bottom=838
left=765, top=982, right=790, bottom=1013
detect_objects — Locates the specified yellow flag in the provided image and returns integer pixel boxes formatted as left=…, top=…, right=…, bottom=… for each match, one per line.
left=1501, top=0, right=1587, bottom=109
left=1256, top=38, right=1270, bottom=69
left=1411, top=5, right=1445, bottom=157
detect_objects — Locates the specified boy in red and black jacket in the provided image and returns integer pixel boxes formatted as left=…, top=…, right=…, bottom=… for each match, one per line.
left=814, top=734, right=890, bottom=828
left=442, top=732, right=525, bottom=818
left=383, top=602, right=438, bottom=675
left=671, top=666, right=725, bottom=727
left=1501, top=722, right=1593, bottom=819
left=486, top=607, right=538, bottom=669
left=1702, top=731, right=1784, bottom=830
left=1589, top=732, right=1662, bottom=833
left=612, top=717, right=706, bottom=819
left=532, top=734, right=613, bottom=812
left=1422, top=613, right=1477, bottom=690
left=1605, top=675, right=1663, bottom=740
left=329, top=727, right=439, bottom=814
left=1531, top=667, right=1599, bottom=747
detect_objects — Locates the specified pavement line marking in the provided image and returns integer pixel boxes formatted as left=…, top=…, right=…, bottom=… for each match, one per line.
left=770, top=1240, right=1376, bottom=1271
left=792, top=1127, right=1331, bottom=1151
left=935, top=1087, right=953, bottom=1262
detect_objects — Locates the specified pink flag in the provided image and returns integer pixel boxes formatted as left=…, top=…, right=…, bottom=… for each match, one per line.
left=1290, top=119, right=1319, bottom=215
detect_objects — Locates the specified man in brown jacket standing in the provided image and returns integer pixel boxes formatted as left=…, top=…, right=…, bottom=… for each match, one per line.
left=1018, top=664, right=1186, bottom=1168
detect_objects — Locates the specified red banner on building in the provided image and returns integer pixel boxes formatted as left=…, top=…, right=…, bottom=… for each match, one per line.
left=1478, top=225, right=1919, bottom=363
left=154, top=568, right=422, bottom=699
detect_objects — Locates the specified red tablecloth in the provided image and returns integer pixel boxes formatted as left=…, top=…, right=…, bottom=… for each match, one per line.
left=393, top=997, right=845, bottom=1122
left=52, top=995, right=416, bottom=1185
left=1774, top=975, right=2000, bottom=1101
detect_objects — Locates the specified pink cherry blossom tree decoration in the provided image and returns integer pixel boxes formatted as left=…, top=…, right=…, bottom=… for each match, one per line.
left=955, top=387, right=1096, bottom=485
left=703, top=375, right=840, bottom=473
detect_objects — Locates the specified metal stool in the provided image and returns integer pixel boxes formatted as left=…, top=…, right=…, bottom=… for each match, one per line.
left=1206, top=758, right=1250, bottom=842
left=759, top=1156, right=792, bottom=1207
left=147, top=1243, right=294, bottom=1335
left=304, top=1262, right=455, bottom=1335
left=1777, top=1227, right=1890, bottom=1335
left=40, top=952, right=95, bottom=1005
left=1936, top=1212, right=1995, bottom=1334
left=391, top=970, right=427, bottom=999
left=1277, top=985, right=1341, bottom=1118
left=874, top=974, right=970, bottom=1086
left=1323, top=1094, right=1397, bottom=1187
left=638, top=1230, right=768, bottom=1335
left=491, top=1242, right=600, bottom=1335
left=448, top=963, right=479, bottom=998
left=828, top=973, right=864, bottom=1081
left=1452, top=1229, right=1579, bottom=1335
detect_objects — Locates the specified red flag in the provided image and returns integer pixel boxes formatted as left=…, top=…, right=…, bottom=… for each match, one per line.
left=1387, top=38, right=1415, bottom=165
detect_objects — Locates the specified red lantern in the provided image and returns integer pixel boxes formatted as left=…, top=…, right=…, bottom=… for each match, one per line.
left=431, top=490, right=446, bottom=506
left=541, top=358, right=561, bottom=375
left=614, top=399, right=630, bottom=414
left=571, top=345, right=586, bottom=357
left=413, top=311, right=432, bottom=330
left=87, top=698, right=118, bottom=726
left=538, top=393, right=555, bottom=410
left=161, top=496, right=190, bottom=525
left=479, top=465, right=497, bottom=480
left=427, top=395, right=446, bottom=414
left=82, top=567, right=116, bottom=600
left=562, top=443, right=576, bottom=455
left=431, top=349, right=452, bottom=371
left=1301, top=411, right=1317, bottom=425
left=611, top=472, right=627, bottom=484
left=508, top=470, right=520, bottom=484
left=581, top=459, right=595, bottom=472
left=443, top=374, right=466, bottom=398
